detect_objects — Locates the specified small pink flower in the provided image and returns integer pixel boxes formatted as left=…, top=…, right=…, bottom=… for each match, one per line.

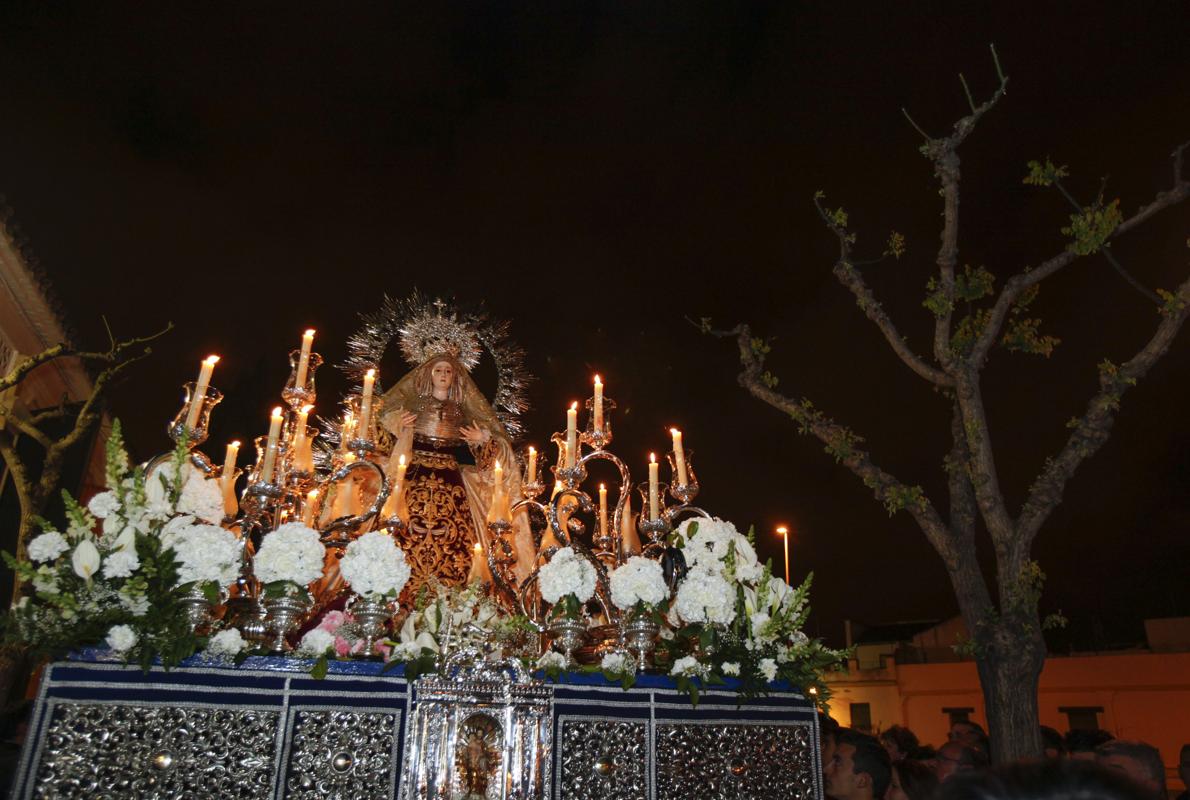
left=333, top=636, right=352, bottom=657
left=320, top=610, right=348, bottom=630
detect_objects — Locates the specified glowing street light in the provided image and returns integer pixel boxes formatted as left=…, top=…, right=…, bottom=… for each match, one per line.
left=777, top=525, right=790, bottom=585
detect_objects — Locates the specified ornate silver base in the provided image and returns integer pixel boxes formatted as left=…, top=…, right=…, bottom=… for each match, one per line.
left=262, top=592, right=311, bottom=653
left=621, top=616, right=660, bottom=671
left=348, top=594, right=396, bottom=658
left=548, top=616, right=588, bottom=669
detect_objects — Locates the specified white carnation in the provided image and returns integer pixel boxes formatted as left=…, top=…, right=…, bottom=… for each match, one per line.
left=207, top=628, right=247, bottom=657
left=339, top=531, right=411, bottom=598
left=600, top=651, right=633, bottom=675
left=101, top=549, right=140, bottom=580
left=254, top=523, right=326, bottom=586
left=297, top=627, right=336, bottom=656
left=163, top=522, right=241, bottom=588
left=670, top=655, right=708, bottom=678
left=146, top=461, right=225, bottom=524
left=673, top=566, right=736, bottom=626
left=390, top=642, right=422, bottom=662
left=677, top=518, right=762, bottom=583
left=86, top=491, right=120, bottom=520
left=536, top=651, right=567, bottom=671
left=609, top=556, right=668, bottom=611
left=538, top=547, right=596, bottom=605
left=105, top=624, right=138, bottom=652
left=722, top=661, right=741, bottom=676
left=758, top=657, right=778, bottom=682
left=27, top=531, right=69, bottom=563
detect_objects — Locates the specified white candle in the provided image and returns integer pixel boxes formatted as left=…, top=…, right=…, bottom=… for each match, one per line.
left=566, top=402, right=578, bottom=467
left=488, top=460, right=508, bottom=523
left=648, top=453, right=660, bottom=521
left=340, top=411, right=355, bottom=451
left=302, top=489, right=319, bottom=527
left=593, top=375, right=604, bottom=432
left=261, top=407, right=284, bottom=482
left=359, top=369, right=376, bottom=438
left=670, top=428, right=689, bottom=486
left=470, top=540, right=492, bottom=584
left=221, top=440, right=240, bottom=492
left=185, top=355, right=220, bottom=429
left=599, top=483, right=608, bottom=535
left=527, top=446, right=537, bottom=485
left=292, top=404, right=314, bottom=472
left=381, top=453, right=408, bottom=520
left=295, top=329, right=315, bottom=388
left=621, top=491, right=642, bottom=555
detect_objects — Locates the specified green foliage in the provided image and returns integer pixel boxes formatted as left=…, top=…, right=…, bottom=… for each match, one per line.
left=884, top=231, right=907, bottom=260
left=829, top=207, right=849, bottom=228
left=824, top=428, right=864, bottom=464
left=1042, top=611, right=1068, bottom=631
left=923, top=277, right=953, bottom=317
left=1062, top=198, right=1122, bottom=255
left=949, top=309, right=992, bottom=357
left=1022, top=158, right=1069, bottom=187
left=1002, top=317, right=1061, bottom=357
left=1157, top=288, right=1186, bottom=316
left=761, top=371, right=779, bottom=389
left=882, top=484, right=927, bottom=516
left=310, top=653, right=329, bottom=680
left=956, top=264, right=996, bottom=302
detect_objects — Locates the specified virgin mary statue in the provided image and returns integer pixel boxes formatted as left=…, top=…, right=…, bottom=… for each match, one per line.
left=380, top=352, right=534, bottom=597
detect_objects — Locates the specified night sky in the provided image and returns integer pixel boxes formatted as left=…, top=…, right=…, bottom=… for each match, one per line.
left=2, top=2, right=1188, bottom=647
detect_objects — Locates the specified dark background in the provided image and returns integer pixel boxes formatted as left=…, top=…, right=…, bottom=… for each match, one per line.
left=2, top=2, right=1187, bottom=648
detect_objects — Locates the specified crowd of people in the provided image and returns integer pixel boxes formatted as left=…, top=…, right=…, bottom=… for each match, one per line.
left=821, top=717, right=1188, bottom=800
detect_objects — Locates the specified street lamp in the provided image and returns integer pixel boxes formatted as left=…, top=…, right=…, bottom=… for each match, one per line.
left=777, top=525, right=790, bottom=585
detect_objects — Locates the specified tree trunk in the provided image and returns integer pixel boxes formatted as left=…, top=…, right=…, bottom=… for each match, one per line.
left=975, top=620, right=1046, bottom=764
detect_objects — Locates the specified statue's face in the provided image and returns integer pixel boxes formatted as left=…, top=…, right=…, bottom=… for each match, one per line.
left=431, top=360, right=455, bottom=391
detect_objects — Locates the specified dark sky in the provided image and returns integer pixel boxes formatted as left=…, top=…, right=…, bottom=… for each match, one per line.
left=2, top=2, right=1188, bottom=647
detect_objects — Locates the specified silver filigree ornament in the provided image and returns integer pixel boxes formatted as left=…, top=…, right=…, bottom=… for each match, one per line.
left=653, top=722, right=816, bottom=800
left=285, top=710, right=400, bottom=800
left=558, top=719, right=648, bottom=800
left=341, top=291, right=533, bottom=438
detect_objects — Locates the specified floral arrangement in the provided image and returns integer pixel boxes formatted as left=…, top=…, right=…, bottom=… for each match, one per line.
left=338, top=531, right=411, bottom=599
left=609, top=555, right=669, bottom=615
left=159, top=518, right=241, bottom=595
left=2, top=422, right=223, bottom=669
left=253, top=522, right=326, bottom=596
left=537, top=546, right=597, bottom=619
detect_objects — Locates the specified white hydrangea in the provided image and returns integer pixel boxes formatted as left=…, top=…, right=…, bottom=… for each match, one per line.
left=207, top=628, right=247, bottom=657
left=676, top=518, right=762, bottom=582
left=86, top=490, right=121, bottom=520
left=27, top=530, right=69, bottom=563
left=339, top=531, right=411, bottom=598
left=105, top=624, right=138, bottom=652
left=721, top=661, right=741, bottom=676
left=101, top=549, right=140, bottom=580
left=297, top=627, right=336, bottom=656
left=609, top=556, right=668, bottom=611
left=254, top=523, right=326, bottom=586
left=536, top=651, right=567, bottom=672
left=600, top=651, right=633, bottom=675
left=390, top=642, right=422, bottom=662
left=146, top=461, right=225, bottom=524
left=670, top=655, right=708, bottom=678
left=673, top=566, right=736, bottom=626
left=537, top=547, right=596, bottom=605
left=758, top=657, right=778, bottom=682
left=162, top=522, right=241, bottom=588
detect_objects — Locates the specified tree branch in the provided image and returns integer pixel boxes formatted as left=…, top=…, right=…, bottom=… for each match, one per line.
left=952, top=368, right=1017, bottom=542
left=714, top=324, right=958, bottom=558
left=812, top=196, right=954, bottom=387
left=3, top=413, right=54, bottom=450
left=971, top=166, right=1190, bottom=367
left=1016, top=274, right=1190, bottom=546
left=0, top=344, right=70, bottom=393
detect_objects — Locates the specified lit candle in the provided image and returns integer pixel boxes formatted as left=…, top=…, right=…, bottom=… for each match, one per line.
left=302, top=489, right=319, bottom=527
left=261, top=407, right=284, bottom=482
left=334, top=453, right=358, bottom=516
left=292, top=404, right=314, bottom=472
left=340, top=411, right=355, bottom=451
left=566, top=402, right=578, bottom=467
left=185, top=355, right=220, bottom=429
left=599, top=483, right=608, bottom=535
left=621, top=491, right=642, bottom=555
left=648, top=453, right=660, bottom=521
left=358, top=368, right=376, bottom=439
left=221, top=440, right=240, bottom=491
left=488, top=460, right=507, bottom=523
left=295, top=329, right=315, bottom=388
left=593, top=375, right=604, bottom=432
left=469, top=540, right=492, bottom=584
left=381, top=453, right=408, bottom=520
left=527, top=446, right=537, bottom=485
left=551, top=480, right=563, bottom=501
left=670, top=427, right=689, bottom=486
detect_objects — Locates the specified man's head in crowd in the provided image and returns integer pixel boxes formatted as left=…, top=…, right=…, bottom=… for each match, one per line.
left=887, top=758, right=939, bottom=800
left=1040, top=726, right=1067, bottom=760
left=949, top=720, right=990, bottom=754
left=1066, top=729, right=1115, bottom=761
left=936, top=741, right=989, bottom=783
left=1095, top=740, right=1167, bottom=799
left=825, top=730, right=892, bottom=800
left=938, top=758, right=1151, bottom=800
left=881, top=725, right=921, bottom=763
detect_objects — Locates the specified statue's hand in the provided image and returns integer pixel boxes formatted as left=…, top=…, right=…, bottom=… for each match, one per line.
left=460, top=423, right=491, bottom=446
left=398, top=411, right=418, bottom=430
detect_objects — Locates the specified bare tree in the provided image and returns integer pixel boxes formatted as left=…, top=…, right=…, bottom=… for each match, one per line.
left=710, top=49, right=1189, bottom=763
left=0, top=322, right=170, bottom=598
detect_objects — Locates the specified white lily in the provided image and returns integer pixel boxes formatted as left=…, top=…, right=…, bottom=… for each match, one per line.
left=71, top=540, right=101, bottom=580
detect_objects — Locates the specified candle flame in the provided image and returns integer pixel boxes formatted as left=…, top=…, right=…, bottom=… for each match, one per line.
left=205, top=355, right=220, bottom=366
left=301, top=404, right=314, bottom=414
left=670, top=427, right=681, bottom=436
left=528, top=445, right=536, bottom=455
left=271, top=406, right=283, bottom=418
left=365, top=368, right=375, bottom=378
left=230, top=440, right=240, bottom=448
left=600, top=483, right=606, bottom=490
left=308, top=489, right=319, bottom=499
left=594, top=374, right=602, bottom=385
left=398, top=454, right=406, bottom=466
left=495, top=460, right=501, bottom=470
left=777, top=526, right=788, bottom=536
left=473, top=542, right=482, bottom=553
left=304, top=328, right=315, bottom=337
left=649, top=452, right=656, bottom=463
left=570, top=401, right=578, bottom=411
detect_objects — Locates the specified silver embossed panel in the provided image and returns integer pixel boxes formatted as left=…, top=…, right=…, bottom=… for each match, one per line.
left=558, top=719, right=648, bottom=800
left=32, top=702, right=279, bottom=799
left=283, top=709, right=400, bottom=799
left=655, top=722, right=815, bottom=800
